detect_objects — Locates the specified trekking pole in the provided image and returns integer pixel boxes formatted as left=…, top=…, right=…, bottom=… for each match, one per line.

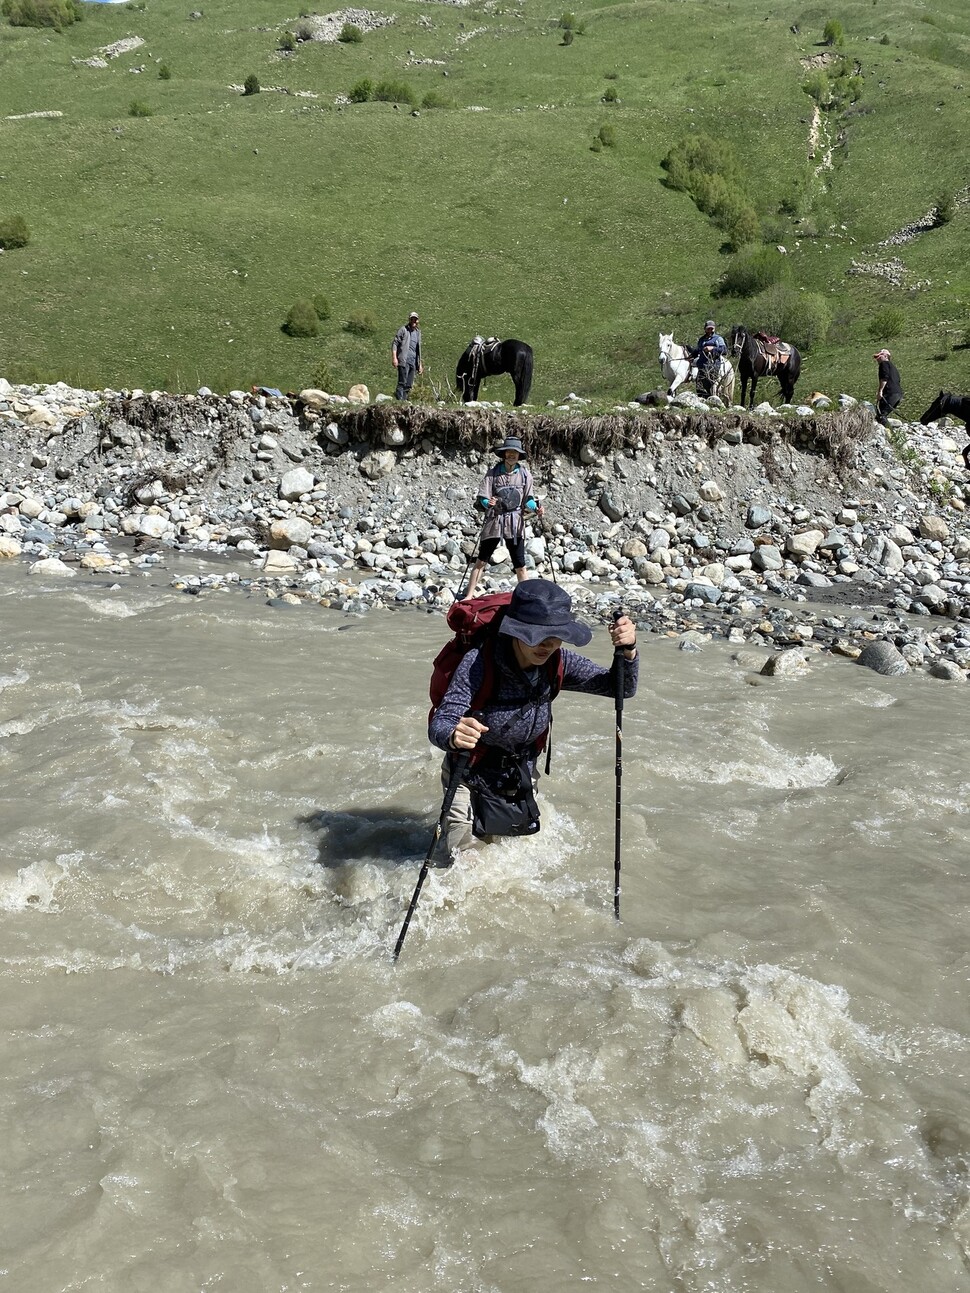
left=612, top=607, right=626, bottom=921
left=454, top=511, right=489, bottom=602
left=393, top=716, right=480, bottom=961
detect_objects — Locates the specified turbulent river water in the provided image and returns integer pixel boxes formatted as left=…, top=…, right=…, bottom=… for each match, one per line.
left=1, top=562, right=968, bottom=1293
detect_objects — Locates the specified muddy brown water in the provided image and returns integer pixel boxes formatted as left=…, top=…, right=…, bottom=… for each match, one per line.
left=1, top=564, right=968, bottom=1292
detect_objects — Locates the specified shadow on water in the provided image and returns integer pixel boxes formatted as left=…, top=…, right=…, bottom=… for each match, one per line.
left=299, top=807, right=431, bottom=869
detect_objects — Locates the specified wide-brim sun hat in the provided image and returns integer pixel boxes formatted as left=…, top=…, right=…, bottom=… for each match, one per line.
left=498, top=580, right=593, bottom=648
left=494, top=435, right=527, bottom=458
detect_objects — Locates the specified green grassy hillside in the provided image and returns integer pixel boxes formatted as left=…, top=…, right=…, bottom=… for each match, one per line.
left=0, top=0, right=968, bottom=412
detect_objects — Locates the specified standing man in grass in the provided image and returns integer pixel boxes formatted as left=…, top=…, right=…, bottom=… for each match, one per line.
left=392, top=310, right=423, bottom=400
left=873, top=348, right=903, bottom=426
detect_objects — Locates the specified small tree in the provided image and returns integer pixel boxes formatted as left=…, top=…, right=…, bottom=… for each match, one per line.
left=750, top=284, right=831, bottom=350
left=934, top=191, right=955, bottom=226
left=559, top=11, right=576, bottom=29
left=373, top=79, right=415, bottom=105
left=282, top=300, right=320, bottom=338
left=158, top=62, right=172, bottom=79
left=349, top=78, right=373, bottom=103
left=338, top=22, right=362, bottom=42
left=312, top=294, right=331, bottom=321
left=279, top=31, right=296, bottom=52
left=726, top=205, right=761, bottom=251
left=0, top=215, right=29, bottom=249
left=717, top=246, right=789, bottom=298
left=421, top=89, right=453, bottom=109
left=308, top=356, right=334, bottom=392
left=602, top=85, right=618, bottom=103
left=128, top=99, right=153, bottom=117
left=598, top=122, right=616, bottom=148
left=822, top=19, right=844, bottom=47
left=242, top=73, right=260, bottom=96
left=561, top=28, right=573, bottom=45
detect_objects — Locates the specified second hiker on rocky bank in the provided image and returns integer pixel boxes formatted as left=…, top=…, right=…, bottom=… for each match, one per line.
left=429, top=579, right=639, bottom=863
left=462, top=435, right=540, bottom=599
left=392, top=311, right=423, bottom=401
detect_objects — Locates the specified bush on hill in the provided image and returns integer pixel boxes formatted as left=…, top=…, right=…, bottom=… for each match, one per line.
left=748, top=284, right=831, bottom=351
left=158, top=63, right=172, bottom=80
left=373, top=80, right=415, bottom=106
left=934, top=191, right=955, bottom=226
left=128, top=100, right=153, bottom=118
left=1, top=0, right=82, bottom=30
left=717, top=247, right=790, bottom=298
left=282, top=300, right=320, bottom=338
left=725, top=206, right=761, bottom=251
left=279, top=32, right=296, bottom=52
left=0, top=215, right=29, bottom=249
left=867, top=307, right=905, bottom=342
left=349, top=79, right=373, bottom=103
left=308, top=356, right=334, bottom=393
left=421, top=89, right=453, bottom=110
left=561, top=29, right=573, bottom=46
left=338, top=23, right=363, bottom=43
left=344, top=310, right=378, bottom=337
left=242, top=74, right=260, bottom=97
left=598, top=123, right=616, bottom=148
left=822, top=19, right=844, bottom=47
left=312, top=294, right=331, bottom=322
left=661, top=134, right=758, bottom=242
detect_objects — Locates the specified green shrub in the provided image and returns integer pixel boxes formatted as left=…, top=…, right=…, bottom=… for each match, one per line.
left=559, top=10, right=575, bottom=29
left=421, top=89, right=453, bottom=109
left=598, top=122, right=616, bottom=148
left=602, top=85, right=619, bottom=103
left=749, top=284, right=831, bottom=351
left=158, top=62, right=172, bottom=79
left=0, top=215, right=29, bottom=249
left=345, top=309, right=378, bottom=337
left=726, top=206, right=761, bottom=251
left=349, top=78, right=373, bottom=103
left=296, top=21, right=313, bottom=41
left=802, top=70, right=832, bottom=105
left=308, top=356, right=334, bottom=392
left=879, top=33, right=890, bottom=45
left=822, top=19, right=844, bottom=47
left=867, top=306, right=905, bottom=342
left=282, top=300, right=320, bottom=338
left=934, top=191, right=955, bottom=226
left=128, top=99, right=153, bottom=118
left=590, top=137, right=602, bottom=153
left=338, top=22, right=363, bottom=43
left=279, top=31, right=296, bottom=52
left=373, top=79, right=415, bottom=105
left=312, top=294, right=331, bottom=321
left=718, top=247, right=789, bottom=298
left=1, top=0, right=83, bottom=30
left=561, top=29, right=573, bottom=45
left=243, top=74, right=260, bottom=96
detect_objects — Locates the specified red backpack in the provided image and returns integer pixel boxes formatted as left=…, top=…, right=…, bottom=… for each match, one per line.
left=429, top=592, right=564, bottom=760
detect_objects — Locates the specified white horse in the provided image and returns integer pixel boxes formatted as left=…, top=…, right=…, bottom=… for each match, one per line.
left=659, top=333, right=736, bottom=405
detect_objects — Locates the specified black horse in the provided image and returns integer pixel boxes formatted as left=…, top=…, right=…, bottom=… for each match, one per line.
left=730, top=325, right=802, bottom=407
left=456, top=337, right=534, bottom=406
left=920, top=391, right=970, bottom=469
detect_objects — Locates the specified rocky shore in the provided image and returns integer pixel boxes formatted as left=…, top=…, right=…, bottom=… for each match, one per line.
left=1, top=376, right=969, bottom=682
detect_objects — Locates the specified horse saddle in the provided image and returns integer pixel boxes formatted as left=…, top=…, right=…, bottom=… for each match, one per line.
left=754, top=334, right=792, bottom=370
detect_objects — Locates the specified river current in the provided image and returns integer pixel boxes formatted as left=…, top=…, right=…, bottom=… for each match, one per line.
left=1, top=563, right=968, bottom=1292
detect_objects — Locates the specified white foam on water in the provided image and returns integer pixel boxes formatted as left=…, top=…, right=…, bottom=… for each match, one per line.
left=0, top=666, right=29, bottom=692
left=64, top=591, right=172, bottom=618
left=0, top=855, right=72, bottom=912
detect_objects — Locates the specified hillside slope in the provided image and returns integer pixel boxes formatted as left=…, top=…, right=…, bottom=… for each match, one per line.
left=0, top=0, right=968, bottom=408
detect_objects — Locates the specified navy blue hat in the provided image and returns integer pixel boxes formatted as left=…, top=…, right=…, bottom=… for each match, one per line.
left=494, top=436, right=527, bottom=458
left=499, top=579, right=592, bottom=648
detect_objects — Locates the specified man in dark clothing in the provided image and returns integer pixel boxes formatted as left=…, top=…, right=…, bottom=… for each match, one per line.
left=429, top=580, right=638, bottom=861
left=392, top=311, right=423, bottom=400
left=874, top=348, right=903, bottom=426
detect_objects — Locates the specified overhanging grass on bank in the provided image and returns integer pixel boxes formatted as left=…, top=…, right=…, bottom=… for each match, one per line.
left=0, top=0, right=968, bottom=413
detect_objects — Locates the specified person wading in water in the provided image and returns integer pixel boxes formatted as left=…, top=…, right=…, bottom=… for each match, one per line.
left=428, top=580, right=638, bottom=864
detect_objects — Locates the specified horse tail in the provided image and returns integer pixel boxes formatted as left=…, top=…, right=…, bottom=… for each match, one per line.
left=514, top=343, right=533, bottom=405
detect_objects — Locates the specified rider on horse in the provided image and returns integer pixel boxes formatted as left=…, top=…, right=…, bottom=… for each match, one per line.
left=689, top=320, right=727, bottom=397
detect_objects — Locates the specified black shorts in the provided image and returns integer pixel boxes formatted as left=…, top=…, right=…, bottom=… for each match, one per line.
left=479, top=535, right=526, bottom=569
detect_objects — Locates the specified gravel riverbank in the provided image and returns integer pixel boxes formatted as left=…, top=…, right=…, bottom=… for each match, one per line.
left=1, top=376, right=969, bottom=681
